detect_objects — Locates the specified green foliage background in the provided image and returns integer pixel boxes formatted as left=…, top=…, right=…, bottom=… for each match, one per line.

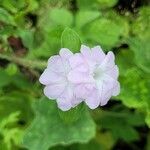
left=0, top=0, right=150, bottom=150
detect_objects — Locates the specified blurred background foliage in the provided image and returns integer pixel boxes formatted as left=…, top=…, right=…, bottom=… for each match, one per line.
left=0, top=0, right=150, bottom=150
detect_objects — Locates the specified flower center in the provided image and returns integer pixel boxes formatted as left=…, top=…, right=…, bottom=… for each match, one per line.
left=93, top=67, right=103, bottom=81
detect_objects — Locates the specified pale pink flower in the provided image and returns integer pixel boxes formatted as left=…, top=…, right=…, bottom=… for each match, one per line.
left=68, top=45, right=120, bottom=109
left=39, top=45, right=120, bottom=111
left=39, top=48, right=82, bottom=111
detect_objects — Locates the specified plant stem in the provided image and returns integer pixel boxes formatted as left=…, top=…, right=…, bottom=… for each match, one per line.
left=0, top=54, right=47, bottom=70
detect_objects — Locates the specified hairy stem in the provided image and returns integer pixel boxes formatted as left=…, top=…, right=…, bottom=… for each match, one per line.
left=0, top=54, right=47, bottom=70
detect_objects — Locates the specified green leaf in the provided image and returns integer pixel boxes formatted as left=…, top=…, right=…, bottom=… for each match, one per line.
left=117, top=67, right=150, bottom=126
left=118, top=68, right=149, bottom=108
left=26, top=0, right=39, bottom=12
left=131, top=6, right=150, bottom=40
left=145, top=110, right=150, bottom=128
left=116, top=49, right=135, bottom=76
left=50, top=8, right=73, bottom=27
left=1, top=0, right=26, bottom=13
left=0, top=70, right=12, bottom=88
left=22, top=98, right=96, bottom=150
left=16, top=29, right=35, bottom=50
left=146, top=132, right=150, bottom=150
left=76, top=10, right=101, bottom=28
left=105, top=10, right=129, bottom=38
left=11, top=73, right=34, bottom=90
left=0, top=112, right=23, bottom=150
left=58, top=103, right=86, bottom=124
left=0, top=69, right=33, bottom=90
left=83, top=18, right=123, bottom=50
left=5, top=63, right=18, bottom=76
left=97, top=0, right=118, bottom=8
left=95, top=109, right=142, bottom=142
left=112, top=125, right=139, bottom=142
left=77, top=0, right=98, bottom=10
left=71, top=140, right=103, bottom=150
left=0, top=92, right=34, bottom=149
left=128, top=38, right=150, bottom=73
left=28, top=26, right=64, bottom=58
left=77, top=0, right=118, bottom=11
left=1, top=0, right=35, bottom=14
left=61, top=28, right=81, bottom=52
left=50, top=140, right=103, bottom=150
left=116, top=49, right=150, bottom=127
left=0, top=92, right=34, bottom=123
left=0, top=7, right=15, bottom=25
left=38, top=8, right=73, bottom=32
left=0, top=25, right=15, bottom=36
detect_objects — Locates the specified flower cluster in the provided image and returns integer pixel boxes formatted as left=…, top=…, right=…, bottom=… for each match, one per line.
left=39, top=45, right=120, bottom=111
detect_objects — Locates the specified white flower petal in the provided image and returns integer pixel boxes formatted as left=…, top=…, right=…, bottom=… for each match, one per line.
left=57, top=85, right=81, bottom=111
left=59, top=48, right=73, bottom=59
left=80, top=45, right=91, bottom=60
left=105, top=65, right=119, bottom=80
left=69, top=53, right=84, bottom=68
left=85, top=89, right=100, bottom=109
left=48, top=56, right=65, bottom=73
left=100, top=51, right=115, bottom=71
left=112, top=81, right=120, bottom=96
left=97, top=82, right=112, bottom=106
left=39, top=68, right=64, bottom=85
left=91, top=46, right=105, bottom=64
left=74, top=83, right=94, bottom=99
left=100, top=90, right=112, bottom=106
left=44, top=83, right=66, bottom=99
left=68, top=70, right=95, bottom=84
left=57, top=98, right=72, bottom=111
left=80, top=45, right=97, bottom=71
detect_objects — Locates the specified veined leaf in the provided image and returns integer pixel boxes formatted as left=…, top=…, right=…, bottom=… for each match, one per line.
left=22, top=98, right=96, bottom=150
left=61, top=28, right=81, bottom=52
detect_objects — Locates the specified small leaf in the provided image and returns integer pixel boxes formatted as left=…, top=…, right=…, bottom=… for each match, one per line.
left=5, top=63, right=18, bottom=76
left=76, top=10, right=101, bottom=28
left=22, top=98, right=96, bottom=150
left=61, top=28, right=81, bottom=52
left=50, top=8, right=73, bottom=27
left=0, top=7, right=15, bottom=25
